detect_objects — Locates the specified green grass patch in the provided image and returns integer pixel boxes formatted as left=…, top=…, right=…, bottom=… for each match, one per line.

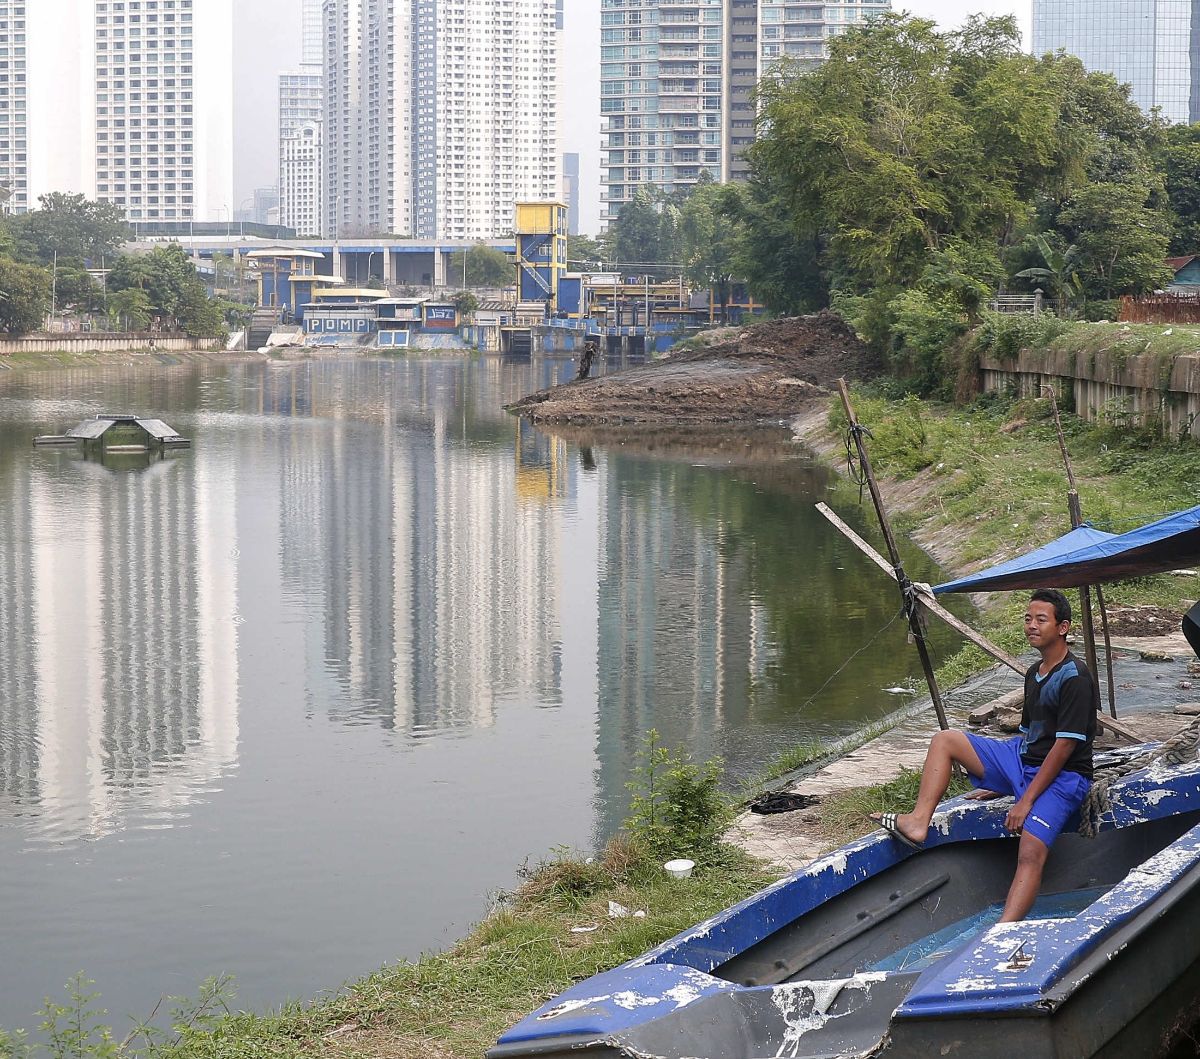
left=815, top=768, right=973, bottom=848
left=823, top=384, right=1200, bottom=692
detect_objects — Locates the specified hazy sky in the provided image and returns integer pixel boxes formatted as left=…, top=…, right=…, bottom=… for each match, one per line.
left=234, top=0, right=1032, bottom=235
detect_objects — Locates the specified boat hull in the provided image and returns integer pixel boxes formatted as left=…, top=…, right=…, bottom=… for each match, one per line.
left=490, top=753, right=1200, bottom=1059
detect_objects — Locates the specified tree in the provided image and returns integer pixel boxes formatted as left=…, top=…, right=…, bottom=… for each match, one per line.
left=452, top=290, right=479, bottom=318
left=1013, top=233, right=1084, bottom=309
left=108, top=288, right=153, bottom=332
left=108, top=244, right=225, bottom=336
left=447, top=243, right=512, bottom=288
left=6, top=193, right=129, bottom=266
left=1157, top=124, right=1200, bottom=253
left=54, top=263, right=102, bottom=314
left=606, top=185, right=683, bottom=277
left=0, top=258, right=52, bottom=334
left=1058, top=181, right=1173, bottom=298
left=678, top=182, right=741, bottom=323
left=567, top=233, right=607, bottom=271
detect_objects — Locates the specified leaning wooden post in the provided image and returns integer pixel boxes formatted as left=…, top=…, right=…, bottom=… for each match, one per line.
left=1045, top=387, right=1117, bottom=718
left=836, top=378, right=949, bottom=730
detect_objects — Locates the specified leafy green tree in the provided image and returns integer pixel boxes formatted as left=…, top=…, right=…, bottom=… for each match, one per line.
left=452, top=290, right=479, bottom=317
left=1013, top=233, right=1084, bottom=308
left=567, top=233, right=608, bottom=271
left=447, top=243, right=513, bottom=287
left=1058, top=181, right=1173, bottom=298
left=108, top=244, right=225, bottom=336
left=6, top=193, right=129, bottom=266
left=606, top=185, right=683, bottom=277
left=1157, top=124, right=1200, bottom=253
left=678, top=182, right=741, bottom=323
left=54, top=263, right=103, bottom=314
left=0, top=258, right=51, bottom=334
left=108, top=288, right=153, bottom=331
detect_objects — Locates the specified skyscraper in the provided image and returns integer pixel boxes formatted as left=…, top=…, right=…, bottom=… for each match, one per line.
left=323, top=0, right=560, bottom=240
left=278, top=2, right=324, bottom=238
left=2, top=0, right=95, bottom=214
left=93, top=0, right=234, bottom=224
left=1032, top=0, right=1199, bottom=125
left=0, top=0, right=234, bottom=222
left=600, top=0, right=890, bottom=227
left=562, top=152, right=580, bottom=236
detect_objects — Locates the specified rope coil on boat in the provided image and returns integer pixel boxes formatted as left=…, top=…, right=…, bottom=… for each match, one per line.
left=1078, top=715, right=1200, bottom=837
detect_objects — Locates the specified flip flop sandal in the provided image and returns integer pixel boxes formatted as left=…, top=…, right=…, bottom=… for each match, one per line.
left=877, top=812, right=924, bottom=851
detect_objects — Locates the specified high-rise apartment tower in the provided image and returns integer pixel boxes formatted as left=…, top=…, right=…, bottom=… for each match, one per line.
left=600, top=0, right=890, bottom=228
left=278, top=0, right=324, bottom=237
left=0, top=0, right=234, bottom=222
left=1032, top=0, right=1200, bottom=124
left=323, top=0, right=560, bottom=240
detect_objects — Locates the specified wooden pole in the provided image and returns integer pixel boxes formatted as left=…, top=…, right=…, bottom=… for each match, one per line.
left=815, top=501, right=1145, bottom=744
left=836, top=379, right=949, bottom=730
left=1045, top=387, right=1117, bottom=718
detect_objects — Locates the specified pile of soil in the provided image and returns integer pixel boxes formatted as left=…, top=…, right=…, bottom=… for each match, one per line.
left=1103, top=604, right=1186, bottom=638
left=507, top=311, right=883, bottom=425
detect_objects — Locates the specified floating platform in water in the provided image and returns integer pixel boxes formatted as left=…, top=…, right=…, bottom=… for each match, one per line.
left=34, top=414, right=190, bottom=449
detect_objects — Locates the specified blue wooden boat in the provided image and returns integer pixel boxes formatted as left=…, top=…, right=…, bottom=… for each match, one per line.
left=492, top=507, right=1200, bottom=1058
left=490, top=749, right=1200, bottom=1058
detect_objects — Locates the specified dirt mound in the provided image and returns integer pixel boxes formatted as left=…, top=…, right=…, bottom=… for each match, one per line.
left=671, top=310, right=882, bottom=381
left=508, top=312, right=882, bottom=426
left=1103, top=604, right=1186, bottom=638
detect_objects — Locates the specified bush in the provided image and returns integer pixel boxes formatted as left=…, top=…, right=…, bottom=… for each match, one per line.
left=624, top=731, right=729, bottom=865
left=969, top=310, right=1073, bottom=362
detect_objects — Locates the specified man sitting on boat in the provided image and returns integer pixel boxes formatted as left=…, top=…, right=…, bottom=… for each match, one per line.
left=872, top=588, right=1096, bottom=922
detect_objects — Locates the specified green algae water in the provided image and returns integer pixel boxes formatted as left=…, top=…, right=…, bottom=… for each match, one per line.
left=0, top=356, right=961, bottom=1033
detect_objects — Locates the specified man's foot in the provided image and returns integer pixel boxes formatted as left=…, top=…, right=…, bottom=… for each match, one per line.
left=869, top=811, right=928, bottom=850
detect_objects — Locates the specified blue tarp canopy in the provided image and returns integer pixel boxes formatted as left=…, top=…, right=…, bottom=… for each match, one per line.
left=934, top=505, right=1200, bottom=594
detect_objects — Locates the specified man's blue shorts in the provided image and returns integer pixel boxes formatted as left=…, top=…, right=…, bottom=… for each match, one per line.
left=964, top=733, right=1091, bottom=848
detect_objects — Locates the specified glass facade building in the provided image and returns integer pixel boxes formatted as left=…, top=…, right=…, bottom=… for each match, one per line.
left=1032, top=0, right=1200, bottom=124
left=600, top=0, right=890, bottom=228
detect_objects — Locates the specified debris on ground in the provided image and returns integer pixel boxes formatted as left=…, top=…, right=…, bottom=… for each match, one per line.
left=507, top=312, right=884, bottom=425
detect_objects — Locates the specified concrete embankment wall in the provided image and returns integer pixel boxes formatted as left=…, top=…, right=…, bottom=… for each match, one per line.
left=981, top=348, right=1200, bottom=438
left=0, top=334, right=221, bottom=355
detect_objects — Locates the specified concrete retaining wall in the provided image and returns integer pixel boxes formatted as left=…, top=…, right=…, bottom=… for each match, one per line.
left=0, top=334, right=221, bottom=355
left=981, top=347, right=1200, bottom=438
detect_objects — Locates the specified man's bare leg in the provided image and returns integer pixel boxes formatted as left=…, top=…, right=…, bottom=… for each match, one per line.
left=870, top=730, right=986, bottom=845
left=1000, top=832, right=1049, bottom=922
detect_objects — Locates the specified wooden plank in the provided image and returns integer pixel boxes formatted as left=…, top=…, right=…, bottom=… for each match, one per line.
left=815, top=502, right=1145, bottom=744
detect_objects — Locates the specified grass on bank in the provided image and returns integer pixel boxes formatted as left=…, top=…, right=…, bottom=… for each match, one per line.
left=823, top=384, right=1200, bottom=689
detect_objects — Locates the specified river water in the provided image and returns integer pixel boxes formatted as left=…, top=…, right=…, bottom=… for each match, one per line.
left=0, top=356, right=962, bottom=1032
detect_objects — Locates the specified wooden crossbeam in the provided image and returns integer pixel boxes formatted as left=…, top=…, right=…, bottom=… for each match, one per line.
left=815, top=502, right=1145, bottom=744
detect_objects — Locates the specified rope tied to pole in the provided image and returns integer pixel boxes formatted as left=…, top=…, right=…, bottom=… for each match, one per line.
left=1077, top=715, right=1200, bottom=838
left=843, top=423, right=873, bottom=504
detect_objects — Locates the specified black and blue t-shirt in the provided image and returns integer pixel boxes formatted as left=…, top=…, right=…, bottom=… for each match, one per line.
left=1020, top=651, right=1096, bottom=780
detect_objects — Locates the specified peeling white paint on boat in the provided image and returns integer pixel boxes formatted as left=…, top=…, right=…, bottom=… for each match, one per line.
left=536, top=996, right=606, bottom=1020
left=772, top=973, right=887, bottom=1057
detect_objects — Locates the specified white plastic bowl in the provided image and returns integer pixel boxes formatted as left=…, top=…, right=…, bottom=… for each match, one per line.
left=664, top=858, right=695, bottom=880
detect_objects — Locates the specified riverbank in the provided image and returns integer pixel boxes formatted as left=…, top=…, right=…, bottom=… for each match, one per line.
left=9, top=359, right=1200, bottom=1058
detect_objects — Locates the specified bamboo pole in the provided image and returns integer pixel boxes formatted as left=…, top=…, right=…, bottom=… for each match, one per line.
left=1044, top=387, right=1118, bottom=718
left=836, top=379, right=949, bottom=730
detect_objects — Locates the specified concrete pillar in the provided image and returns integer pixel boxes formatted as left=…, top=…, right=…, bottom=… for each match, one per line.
left=331, top=247, right=343, bottom=282
left=433, top=250, right=446, bottom=290
left=383, top=249, right=395, bottom=285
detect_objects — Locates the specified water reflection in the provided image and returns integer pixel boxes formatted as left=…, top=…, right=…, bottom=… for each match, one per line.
left=0, top=439, right=238, bottom=841
left=0, top=357, right=962, bottom=1030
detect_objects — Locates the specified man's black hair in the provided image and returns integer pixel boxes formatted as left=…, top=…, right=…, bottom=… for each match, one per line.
left=1030, top=588, right=1071, bottom=626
